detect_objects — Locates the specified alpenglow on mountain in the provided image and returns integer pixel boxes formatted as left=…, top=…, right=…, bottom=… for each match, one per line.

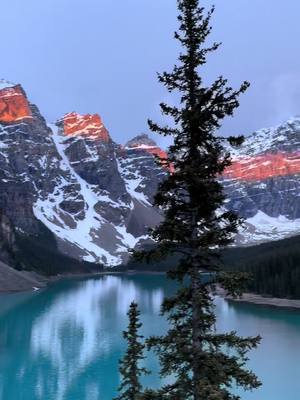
left=0, top=79, right=299, bottom=267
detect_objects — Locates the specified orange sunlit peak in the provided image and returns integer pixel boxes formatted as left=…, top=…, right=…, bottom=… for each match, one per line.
left=224, top=151, right=300, bottom=181
left=62, top=112, right=110, bottom=142
left=0, top=84, right=32, bottom=123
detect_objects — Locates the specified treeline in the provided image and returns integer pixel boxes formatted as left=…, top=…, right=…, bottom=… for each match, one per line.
left=15, top=221, right=102, bottom=275
left=123, top=236, right=300, bottom=299
left=223, top=235, right=300, bottom=299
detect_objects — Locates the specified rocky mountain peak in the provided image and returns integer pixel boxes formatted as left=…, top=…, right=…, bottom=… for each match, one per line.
left=61, top=112, right=110, bottom=142
left=125, top=134, right=174, bottom=172
left=223, top=118, right=300, bottom=182
left=227, top=117, right=300, bottom=159
left=224, top=152, right=300, bottom=182
left=0, top=80, right=32, bottom=124
left=125, top=133, right=157, bottom=149
left=0, top=79, right=299, bottom=267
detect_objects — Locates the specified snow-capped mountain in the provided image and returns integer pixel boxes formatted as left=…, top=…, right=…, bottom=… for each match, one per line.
left=223, top=118, right=300, bottom=243
left=0, top=80, right=165, bottom=266
left=0, top=79, right=299, bottom=268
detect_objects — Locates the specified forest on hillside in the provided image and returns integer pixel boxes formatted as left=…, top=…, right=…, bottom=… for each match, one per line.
left=223, top=235, right=300, bottom=299
left=126, top=235, right=300, bottom=299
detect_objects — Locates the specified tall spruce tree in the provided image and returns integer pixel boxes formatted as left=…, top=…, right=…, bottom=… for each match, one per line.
left=136, top=1, right=261, bottom=399
left=115, top=302, right=149, bottom=400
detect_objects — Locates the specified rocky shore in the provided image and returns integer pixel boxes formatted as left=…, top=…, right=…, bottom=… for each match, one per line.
left=226, top=292, right=300, bottom=310
left=0, top=260, right=48, bottom=293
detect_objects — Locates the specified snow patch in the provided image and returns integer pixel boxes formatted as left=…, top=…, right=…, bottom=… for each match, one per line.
left=117, top=158, right=151, bottom=206
left=33, top=124, right=122, bottom=266
left=241, top=210, right=300, bottom=244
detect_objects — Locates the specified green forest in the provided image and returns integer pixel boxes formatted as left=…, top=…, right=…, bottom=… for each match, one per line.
left=126, top=235, right=300, bottom=299
left=223, top=235, right=300, bottom=299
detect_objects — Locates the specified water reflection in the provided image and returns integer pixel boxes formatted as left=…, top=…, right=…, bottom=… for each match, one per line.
left=0, top=275, right=167, bottom=400
left=1, top=276, right=300, bottom=400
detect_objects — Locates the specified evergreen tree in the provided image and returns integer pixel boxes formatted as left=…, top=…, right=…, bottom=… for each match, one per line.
left=115, top=302, right=149, bottom=400
left=136, top=1, right=261, bottom=399
left=227, top=235, right=300, bottom=299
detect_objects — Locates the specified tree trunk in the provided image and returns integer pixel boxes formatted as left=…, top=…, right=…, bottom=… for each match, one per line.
left=192, top=267, right=203, bottom=400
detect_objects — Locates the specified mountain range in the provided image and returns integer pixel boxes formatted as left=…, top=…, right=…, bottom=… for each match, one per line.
left=0, top=79, right=299, bottom=271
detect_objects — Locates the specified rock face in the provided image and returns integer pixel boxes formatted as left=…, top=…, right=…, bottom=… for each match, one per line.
left=126, top=134, right=174, bottom=172
left=0, top=81, right=72, bottom=237
left=223, top=118, right=300, bottom=243
left=0, top=210, right=17, bottom=266
left=0, top=79, right=299, bottom=268
left=62, top=112, right=110, bottom=141
left=0, top=80, right=32, bottom=123
left=0, top=83, right=162, bottom=266
left=224, top=152, right=300, bottom=182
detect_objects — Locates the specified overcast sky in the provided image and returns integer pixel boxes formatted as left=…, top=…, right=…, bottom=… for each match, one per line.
left=1, top=0, right=300, bottom=145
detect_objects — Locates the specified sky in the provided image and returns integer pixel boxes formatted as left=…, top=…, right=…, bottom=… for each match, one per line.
left=1, top=0, right=300, bottom=146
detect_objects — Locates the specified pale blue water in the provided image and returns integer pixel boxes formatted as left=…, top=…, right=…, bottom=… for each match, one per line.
left=0, top=274, right=299, bottom=399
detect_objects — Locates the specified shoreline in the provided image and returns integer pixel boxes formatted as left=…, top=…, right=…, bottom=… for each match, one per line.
left=2, top=267, right=300, bottom=312
left=0, top=267, right=166, bottom=295
left=43, top=275, right=300, bottom=311
left=225, top=292, right=300, bottom=310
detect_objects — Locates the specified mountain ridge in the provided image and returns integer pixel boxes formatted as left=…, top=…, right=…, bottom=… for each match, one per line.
left=0, top=79, right=299, bottom=269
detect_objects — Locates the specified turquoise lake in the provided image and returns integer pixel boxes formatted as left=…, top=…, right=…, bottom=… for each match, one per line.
left=0, top=274, right=299, bottom=399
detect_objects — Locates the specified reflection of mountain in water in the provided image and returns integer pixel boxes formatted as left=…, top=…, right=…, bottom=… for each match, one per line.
left=1, top=277, right=300, bottom=399
left=0, top=275, right=169, bottom=400
left=31, top=276, right=164, bottom=400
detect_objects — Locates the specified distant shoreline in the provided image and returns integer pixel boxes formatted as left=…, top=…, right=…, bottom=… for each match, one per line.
left=3, top=268, right=300, bottom=312
left=225, top=292, right=300, bottom=310
left=65, top=272, right=300, bottom=311
left=0, top=268, right=167, bottom=294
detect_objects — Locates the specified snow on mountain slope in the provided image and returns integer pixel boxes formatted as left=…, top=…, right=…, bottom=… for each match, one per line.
left=227, top=117, right=300, bottom=158
left=236, top=211, right=300, bottom=245
left=0, top=79, right=300, bottom=269
left=32, top=124, right=159, bottom=266
left=0, top=80, right=162, bottom=266
left=34, top=124, right=120, bottom=265
left=62, top=112, right=110, bottom=141
left=223, top=116, right=300, bottom=244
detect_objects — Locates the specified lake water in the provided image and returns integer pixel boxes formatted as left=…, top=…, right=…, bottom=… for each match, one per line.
left=0, top=274, right=299, bottom=399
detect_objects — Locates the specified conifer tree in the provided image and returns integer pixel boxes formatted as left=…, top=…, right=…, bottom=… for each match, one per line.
left=115, top=302, right=149, bottom=400
left=136, top=1, right=261, bottom=399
